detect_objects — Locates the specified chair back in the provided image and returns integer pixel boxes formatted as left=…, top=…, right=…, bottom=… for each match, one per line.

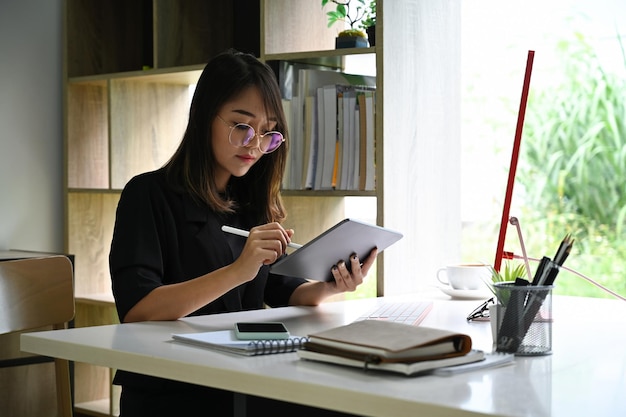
left=0, top=255, right=74, bottom=333
left=0, top=255, right=75, bottom=416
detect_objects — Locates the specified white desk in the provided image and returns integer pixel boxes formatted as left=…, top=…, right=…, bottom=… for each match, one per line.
left=21, top=294, right=626, bottom=417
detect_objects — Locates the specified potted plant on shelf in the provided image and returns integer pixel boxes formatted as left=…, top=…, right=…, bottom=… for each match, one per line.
left=321, top=0, right=376, bottom=49
left=362, top=0, right=376, bottom=46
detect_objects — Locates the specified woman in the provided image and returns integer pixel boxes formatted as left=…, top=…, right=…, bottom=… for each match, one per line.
left=109, top=49, right=377, bottom=416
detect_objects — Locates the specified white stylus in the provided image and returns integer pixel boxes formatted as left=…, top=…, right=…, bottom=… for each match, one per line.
left=221, top=225, right=303, bottom=249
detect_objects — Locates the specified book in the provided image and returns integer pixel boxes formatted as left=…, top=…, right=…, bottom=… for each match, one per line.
left=357, top=92, right=367, bottom=190
left=287, top=95, right=303, bottom=189
left=302, top=94, right=316, bottom=189
left=351, top=100, right=360, bottom=190
left=333, top=91, right=344, bottom=189
left=303, top=319, right=472, bottom=363
left=319, top=84, right=339, bottom=190
left=340, top=88, right=356, bottom=190
left=293, top=69, right=376, bottom=190
left=281, top=98, right=293, bottom=189
left=298, top=348, right=486, bottom=376
left=296, top=68, right=376, bottom=104
left=171, top=330, right=309, bottom=356
left=355, top=90, right=375, bottom=190
left=314, top=86, right=325, bottom=190
left=363, top=90, right=375, bottom=190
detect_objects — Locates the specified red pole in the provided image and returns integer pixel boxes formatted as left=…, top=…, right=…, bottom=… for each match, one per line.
left=494, top=50, right=535, bottom=272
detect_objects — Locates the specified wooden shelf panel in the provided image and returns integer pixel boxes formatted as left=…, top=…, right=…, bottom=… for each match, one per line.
left=265, top=48, right=375, bottom=69
left=66, top=0, right=150, bottom=77
left=76, top=293, right=116, bottom=307
left=155, top=0, right=233, bottom=68
left=262, top=0, right=337, bottom=55
left=109, top=79, right=192, bottom=189
left=67, top=0, right=260, bottom=78
left=74, top=301, right=120, bottom=416
left=281, top=196, right=345, bottom=245
left=281, top=189, right=376, bottom=197
left=68, top=66, right=204, bottom=85
left=73, top=364, right=113, bottom=405
left=75, top=399, right=117, bottom=417
left=67, top=192, right=120, bottom=297
left=67, top=81, right=109, bottom=189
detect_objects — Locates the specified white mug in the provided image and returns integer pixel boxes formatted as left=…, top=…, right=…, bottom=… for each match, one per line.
left=436, top=264, right=490, bottom=290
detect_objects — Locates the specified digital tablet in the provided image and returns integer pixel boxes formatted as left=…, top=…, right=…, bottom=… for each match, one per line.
left=270, top=218, right=403, bottom=281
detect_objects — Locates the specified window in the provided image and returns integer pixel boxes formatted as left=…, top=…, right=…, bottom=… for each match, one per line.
left=461, top=0, right=626, bottom=299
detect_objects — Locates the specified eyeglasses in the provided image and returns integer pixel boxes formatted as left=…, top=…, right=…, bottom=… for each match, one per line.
left=466, top=297, right=495, bottom=321
left=217, top=114, right=285, bottom=154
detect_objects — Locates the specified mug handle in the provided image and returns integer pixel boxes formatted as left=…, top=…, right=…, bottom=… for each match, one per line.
left=436, top=268, right=449, bottom=285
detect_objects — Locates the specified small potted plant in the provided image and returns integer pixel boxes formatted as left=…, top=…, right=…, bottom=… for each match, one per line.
left=487, top=261, right=527, bottom=306
left=321, top=0, right=374, bottom=49
left=361, top=0, right=376, bottom=46
left=486, top=261, right=526, bottom=343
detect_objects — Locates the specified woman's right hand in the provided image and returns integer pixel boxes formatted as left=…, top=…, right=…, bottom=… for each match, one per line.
left=231, top=222, right=294, bottom=281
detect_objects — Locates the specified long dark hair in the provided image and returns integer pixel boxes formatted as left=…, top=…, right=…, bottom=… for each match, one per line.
left=164, top=49, right=288, bottom=224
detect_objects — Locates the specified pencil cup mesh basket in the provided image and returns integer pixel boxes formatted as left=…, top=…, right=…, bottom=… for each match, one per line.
left=494, top=283, right=554, bottom=356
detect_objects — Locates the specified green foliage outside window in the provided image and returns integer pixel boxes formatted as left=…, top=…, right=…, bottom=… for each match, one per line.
left=519, top=33, right=626, bottom=299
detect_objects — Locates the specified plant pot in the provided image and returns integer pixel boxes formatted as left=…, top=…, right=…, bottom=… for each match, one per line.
left=366, top=25, right=376, bottom=46
left=335, top=36, right=368, bottom=49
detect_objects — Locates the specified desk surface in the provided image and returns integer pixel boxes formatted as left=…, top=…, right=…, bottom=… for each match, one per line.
left=21, top=293, right=626, bottom=417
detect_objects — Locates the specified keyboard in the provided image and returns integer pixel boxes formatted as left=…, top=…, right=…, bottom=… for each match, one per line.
left=354, top=300, right=433, bottom=326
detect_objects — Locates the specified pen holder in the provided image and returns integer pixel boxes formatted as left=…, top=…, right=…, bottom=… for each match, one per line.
left=494, top=282, right=554, bottom=356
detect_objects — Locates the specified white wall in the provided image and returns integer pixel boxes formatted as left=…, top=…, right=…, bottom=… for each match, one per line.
left=0, top=0, right=63, bottom=252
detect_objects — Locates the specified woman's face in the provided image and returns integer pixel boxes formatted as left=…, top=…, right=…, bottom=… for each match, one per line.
left=211, top=86, right=279, bottom=191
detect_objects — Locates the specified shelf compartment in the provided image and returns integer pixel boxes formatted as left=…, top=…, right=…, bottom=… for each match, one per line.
left=66, top=0, right=151, bottom=77
left=74, top=300, right=120, bottom=417
left=67, top=80, right=109, bottom=189
left=281, top=196, right=346, bottom=245
left=109, top=77, right=196, bottom=189
left=67, top=192, right=120, bottom=298
left=155, top=0, right=221, bottom=68
left=262, top=0, right=338, bottom=56
left=67, top=0, right=260, bottom=78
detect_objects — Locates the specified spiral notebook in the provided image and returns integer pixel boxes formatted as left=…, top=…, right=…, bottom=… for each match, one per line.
left=171, top=330, right=309, bottom=356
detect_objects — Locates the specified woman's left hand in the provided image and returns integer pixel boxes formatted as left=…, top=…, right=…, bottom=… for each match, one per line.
left=330, top=248, right=378, bottom=292
left=288, top=247, right=378, bottom=306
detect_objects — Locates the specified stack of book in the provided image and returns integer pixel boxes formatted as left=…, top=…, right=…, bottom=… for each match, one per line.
left=281, top=68, right=376, bottom=191
left=298, top=320, right=514, bottom=376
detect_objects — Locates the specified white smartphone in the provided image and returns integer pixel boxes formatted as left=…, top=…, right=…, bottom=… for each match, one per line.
left=234, top=322, right=290, bottom=340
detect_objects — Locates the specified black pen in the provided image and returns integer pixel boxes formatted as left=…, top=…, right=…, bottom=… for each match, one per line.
left=531, top=256, right=550, bottom=286
left=545, top=235, right=574, bottom=285
left=554, top=234, right=574, bottom=265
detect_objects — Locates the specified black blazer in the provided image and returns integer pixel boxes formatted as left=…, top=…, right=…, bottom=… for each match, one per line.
left=109, top=169, right=307, bottom=390
left=110, top=168, right=306, bottom=322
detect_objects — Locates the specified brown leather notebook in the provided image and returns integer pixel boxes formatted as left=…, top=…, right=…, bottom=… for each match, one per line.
left=303, top=319, right=472, bottom=364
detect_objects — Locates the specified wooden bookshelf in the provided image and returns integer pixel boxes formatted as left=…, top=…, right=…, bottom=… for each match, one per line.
left=64, top=1, right=261, bottom=414
left=63, top=0, right=460, bottom=414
